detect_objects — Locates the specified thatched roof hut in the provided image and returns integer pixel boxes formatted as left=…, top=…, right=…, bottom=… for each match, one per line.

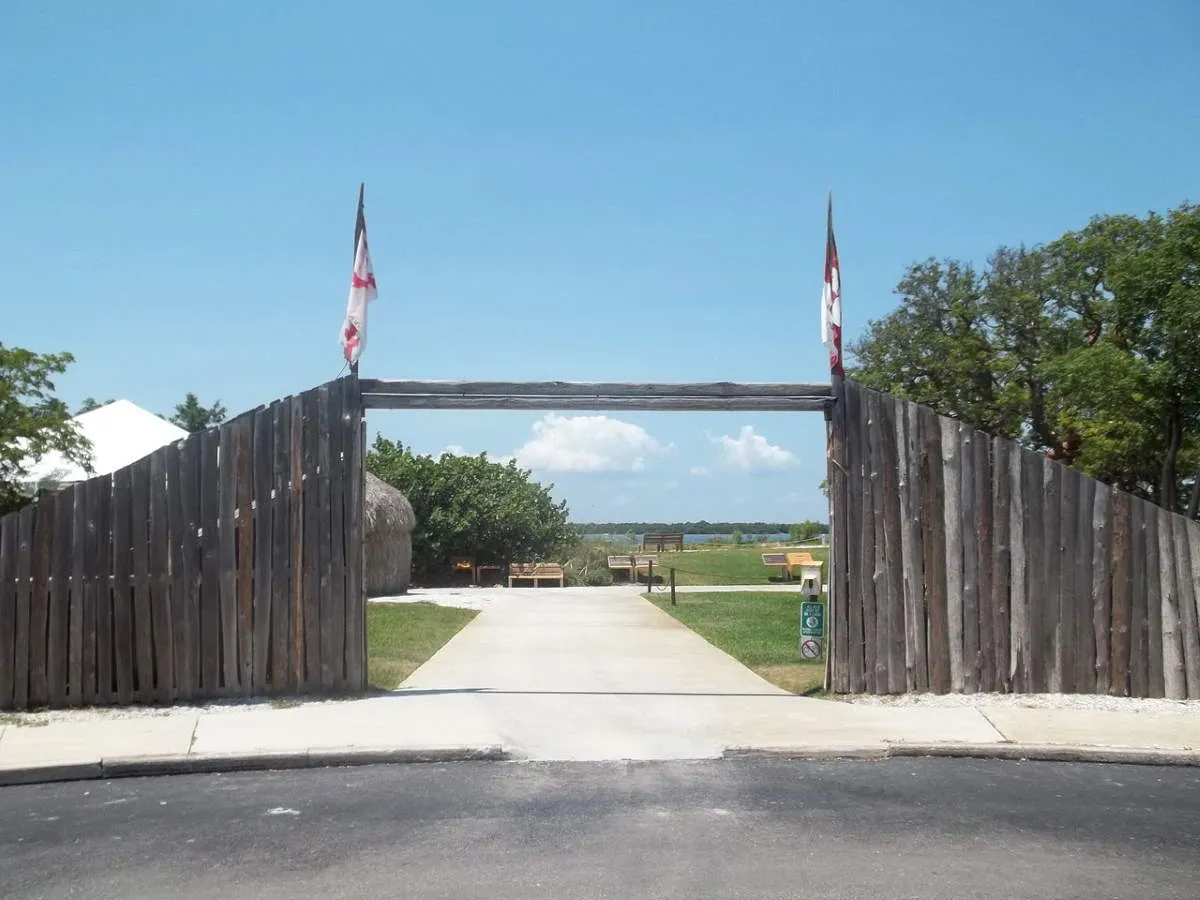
left=364, top=472, right=416, bottom=597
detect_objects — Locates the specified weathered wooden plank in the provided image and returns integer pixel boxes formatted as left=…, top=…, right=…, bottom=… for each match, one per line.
left=1109, top=491, right=1132, bottom=696
left=939, top=416, right=964, bottom=692
left=346, top=383, right=368, bottom=690
left=198, top=428, right=222, bottom=695
left=168, top=436, right=195, bottom=700
left=1019, top=451, right=1043, bottom=691
left=921, top=406, right=950, bottom=694
left=218, top=424, right=239, bottom=694
left=110, top=467, right=134, bottom=704
left=891, top=398, right=916, bottom=692
left=1006, top=445, right=1025, bottom=691
left=1145, top=505, right=1164, bottom=698
left=1091, top=484, right=1113, bottom=694
left=28, top=495, right=55, bottom=706
left=316, top=387, right=335, bottom=689
left=974, top=432, right=993, bottom=693
left=68, top=483, right=86, bottom=705
left=1159, top=506, right=1186, bottom=699
left=361, top=378, right=835, bottom=398
left=1128, top=499, right=1149, bottom=698
left=990, top=438, right=1011, bottom=693
left=93, top=477, right=113, bottom=704
left=80, top=481, right=98, bottom=706
left=1040, top=461, right=1062, bottom=692
left=149, top=448, right=174, bottom=703
left=898, top=399, right=928, bottom=692
left=1188, top=520, right=1200, bottom=698
left=0, top=511, right=17, bottom=709
left=326, top=385, right=347, bottom=688
left=271, top=399, right=293, bottom=691
left=1074, top=477, right=1096, bottom=693
left=366, top=395, right=833, bottom=411
left=959, top=426, right=979, bottom=694
left=865, top=390, right=887, bottom=693
left=47, top=488, right=73, bottom=706
left=13, top=505, right=35, bottom=709
left=288, top=394, right=306, bottom=689
left=302, top=390, right=323, bottom=689
left=1057, top=466, right=1079, bottom=694
left=252, top=406, right=274, bottom=693
left=1172, top=513, right=1200, bottom=699
left=828, top=380, right=850, bottom=693
left=233, top=414, right=255, bottom=695
left=844, top=383, right=866, bottom=693
left=129, top=458, right=154, bottom=701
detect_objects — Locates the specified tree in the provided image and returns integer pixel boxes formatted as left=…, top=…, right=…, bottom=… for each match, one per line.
left=367, top=438, right=576, bottom=578
left=76, top=397, right=115, bottom=414
left=0, top=344, right=92, bottom=515
left=849, top=201, right=1200, bottom=515
left=169, top=393, right=228, bottom=432
left=789, top=520, right=827, bottom=542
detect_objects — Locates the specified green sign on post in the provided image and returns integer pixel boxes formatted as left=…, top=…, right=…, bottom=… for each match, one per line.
left=800, top=601, right=825, bottom=637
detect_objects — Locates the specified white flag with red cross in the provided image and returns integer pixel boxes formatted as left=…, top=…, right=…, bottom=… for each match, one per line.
left=340, top=187, right=377, bottom=366
left=821, top=192, right=843, bottom=376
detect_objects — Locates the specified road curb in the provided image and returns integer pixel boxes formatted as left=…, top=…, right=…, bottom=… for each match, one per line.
left=0, top=746, right=511, bottom=787
left=724, top=742, right=1200, bottom=767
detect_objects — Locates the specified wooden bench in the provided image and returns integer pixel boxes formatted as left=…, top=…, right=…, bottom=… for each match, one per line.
left=641, top=532, right=684, bottom=551
left=508, top=562, right=565, bottom=588
left=761, top=551, right=790, bottom=579
left=607, top=554, right=657, bottom=582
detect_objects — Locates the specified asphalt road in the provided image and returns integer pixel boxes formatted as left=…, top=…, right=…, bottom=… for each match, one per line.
left=1, top=759, right=1197, bottom=900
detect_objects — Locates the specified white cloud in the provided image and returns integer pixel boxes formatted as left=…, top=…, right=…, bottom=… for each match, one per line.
left=441, top=444, right=469, bottom=456
left=513, top=414, right=669, bottom=472
left=689, top=465, right=711, bottom=476
left=714, top=426, right=798, bottom=471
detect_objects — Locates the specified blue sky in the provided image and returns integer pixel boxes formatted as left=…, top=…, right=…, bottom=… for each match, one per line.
left=3, top=1, right=1197, bottom=524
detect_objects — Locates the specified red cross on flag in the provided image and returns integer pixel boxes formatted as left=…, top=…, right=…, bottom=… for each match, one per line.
left=821, top=192, right=843, bottom=376
left=341, top=185, right=377, bottom=367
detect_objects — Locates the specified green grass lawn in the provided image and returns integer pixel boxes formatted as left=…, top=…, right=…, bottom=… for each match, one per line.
left=367, top=602, right=478, bottom=691
left=649, top=590, right=827, bottom=695
left=649, top=544, right=829, bottom=587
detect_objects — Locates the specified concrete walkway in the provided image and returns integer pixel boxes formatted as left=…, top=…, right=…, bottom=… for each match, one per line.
left=2, top=587, right=1199, bottom=783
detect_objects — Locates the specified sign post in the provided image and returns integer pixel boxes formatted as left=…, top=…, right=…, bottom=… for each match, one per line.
left=800, top=599, right=825, bottom=660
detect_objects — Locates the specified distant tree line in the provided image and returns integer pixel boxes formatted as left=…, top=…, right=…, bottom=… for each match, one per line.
left=574, top=521, right=827, bottom=536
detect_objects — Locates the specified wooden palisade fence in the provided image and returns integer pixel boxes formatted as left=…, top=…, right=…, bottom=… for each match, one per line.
left=0, top=376, right=365, bottom=711
left=828, top=378, right=1200, bottom=699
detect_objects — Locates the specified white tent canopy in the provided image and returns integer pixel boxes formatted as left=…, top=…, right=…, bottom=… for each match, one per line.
left=21, top=400, right=190, bottom=490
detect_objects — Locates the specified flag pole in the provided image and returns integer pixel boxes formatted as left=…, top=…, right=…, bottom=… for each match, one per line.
left=350, top=183, right=365, bottom=375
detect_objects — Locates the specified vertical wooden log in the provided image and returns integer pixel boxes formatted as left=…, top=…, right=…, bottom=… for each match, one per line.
left=218, top=423, right=239, bottom=694
left=13, top=506, right=35, bottom=709
left=1128, top=499, right=1149, bottom=698
left=198, top=428, right=222, bottom=696
left=342, top=376, right=366, bottom=690
left=48, top=488, right=73, bottom=706
left=1057, top=466, right=1079, bottom=694
left=110, top=467, right=134, bottom=704
left=130, top=458, right=155, bottom=701
left=302, top=389, right=323, bottom=689
left=1109, top=491, right=1132, bottom=696
left=1040, top=461, right=1062, bottom=693
left=149, top=449, right=174, bottom=703
left=316, top=387, right=335, bottom=689
left=0, top=512, right=17, bottom=709
left=859, top=390, right=880, bottom=692
left=990, top=438, right=1011, bottom=693
left=1074, top=477, right=1096, bottom=693
left=93, top=477, right=113, bottom=704
left=1005, top=444, right=1024, bottom=692
left=252, top=406, right=274, bottom=693
left=893, top=398, right=919, bottom=692
left=922, top=406, right=950, bottom=693
left=234, top=415, right=256, bottom=695
left=1172, top=513, right=1200, bottom=698
left=1091, top=484, right=1113, bottom=694
left=288, top=394, right=306, bottom=690
left=1188, top=520, right=1200, bottom=698
left=881, top=395, right=906, bottom=693
left=81, top=480, right=99, bottom=705
left=1019, top=451, right=1043, bottom=691
left=271, top=400, right=293, bottom=691
left=28, top=496, right=55, bottom=706
left=325, top=386, right=347, bottom=688
left=974, top=434, right=993, bottom=692
left=904, top=400, right=929, bottom=692
left=828, top=379, right=850, bottom=693
left=939, top=416, right=964, bottom=692
left=866, top=391, right=888, bottom=693
left=959, top=426, right=979, bottom=694
left=1159, top=506, right=1186, bottom=700
left=1145, top=507, right=1164, bottom=698
left=168, top=436, right=196, bottom=700
left=68, top=484, right=86, bottom=706
left=844, top=383, right=866, bottom=693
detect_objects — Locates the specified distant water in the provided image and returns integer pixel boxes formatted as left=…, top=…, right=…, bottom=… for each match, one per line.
left=582, top=533, right=792, bottom=544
